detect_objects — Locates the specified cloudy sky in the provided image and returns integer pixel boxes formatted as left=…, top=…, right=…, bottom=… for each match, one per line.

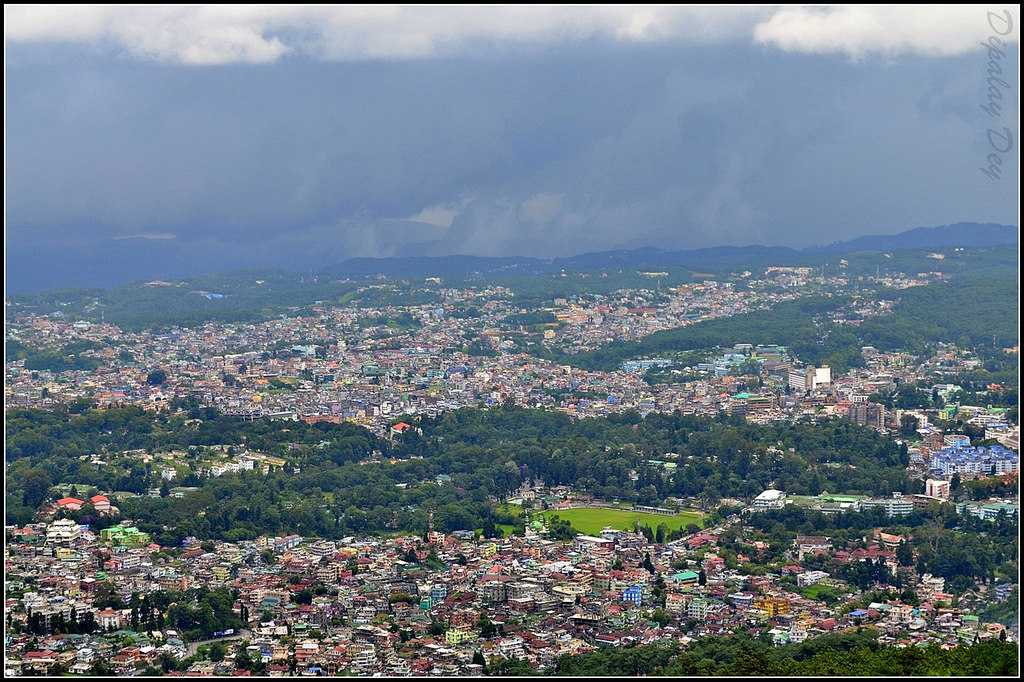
left=5, top=5, right=1020, bottom=290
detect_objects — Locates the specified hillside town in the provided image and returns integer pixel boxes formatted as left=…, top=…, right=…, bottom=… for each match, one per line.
left=5, top=264, right=1019, bottom=676
left=8, top=268, right=1000, bottom=441
left=4, top=491, right=1017, bottom=676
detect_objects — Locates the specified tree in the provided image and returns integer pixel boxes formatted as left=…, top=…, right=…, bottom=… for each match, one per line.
left=481, top=518, right=498, bottom=539
left=146, top=369, right=168, bottom=386
left=546, top=515, right=576, bottom=541
left=21, top=468, right=53, bottom=508
left=899, top=414, right=919, bottom=439
left=90, top=660, right=114, bottom=676
left=896, top=540, right=914, bottom=567
left=158, top=653, right=178, bottom=673
left=479, top=612, right=498, bottom=638
left=489, top=658, right=537, bottom=676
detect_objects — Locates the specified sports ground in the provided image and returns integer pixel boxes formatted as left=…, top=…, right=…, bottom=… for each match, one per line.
left=537, top=506, right=704, bottom=535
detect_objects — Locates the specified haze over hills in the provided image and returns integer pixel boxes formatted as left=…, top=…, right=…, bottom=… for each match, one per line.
left=5, top=222, right=1018, bottom=294
left=814, top=222, right=1020, bottom=253
left=320, top=222, right=1019, bottom=280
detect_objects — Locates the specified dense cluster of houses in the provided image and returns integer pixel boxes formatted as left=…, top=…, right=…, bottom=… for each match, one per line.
left=4, top=265, right=1018, bottom=676
left=4, top=505, right=1015, bottom=676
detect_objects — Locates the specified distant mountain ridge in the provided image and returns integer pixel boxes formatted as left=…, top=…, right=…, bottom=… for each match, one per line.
left=321, top=222, right=1017, bottom=278
left=10, top=222, right=1014, bottom=294
left=814, top=222, right=1018, bottom=253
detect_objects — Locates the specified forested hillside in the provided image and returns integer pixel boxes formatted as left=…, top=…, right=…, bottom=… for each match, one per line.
left=7, top=404, right=911, bottom=543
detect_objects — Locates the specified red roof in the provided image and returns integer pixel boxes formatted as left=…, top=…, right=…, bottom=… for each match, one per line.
left=56, top=497, right=84, bottom=506
left=90, top=495, right=110, bottom=503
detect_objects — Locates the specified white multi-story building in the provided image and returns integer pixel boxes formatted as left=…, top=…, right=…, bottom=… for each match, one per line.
left=350, top=645, right=377, bottom=675
left=925, top=479, right=951, bottom=499
left=861, top=492, right=914, bottom=517
left=788, top=366, right=831, bottom=393
left=796, top=570, right=830, bottom=588
left=497, top=637, right=526, bottom=659
left=752, top=489, right=787, bottom=511
left=687, top=598, right=718, bottom=621
left=46, top=519, right=81, bottom=544
left=788, top=368, right=810, bottom=393
left=307, top=540, right=337, bottom=557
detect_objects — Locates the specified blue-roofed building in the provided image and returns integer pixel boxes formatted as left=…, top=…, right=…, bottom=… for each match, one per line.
left=929, top=445, right=1018, bottom=477
left=622, top=585, right=643, bottom=606
left=621, top=358, right=673, bottom=374
left=994, top=583, right=1014, bottom=601
left=957, top=500, right=1019, bottom=522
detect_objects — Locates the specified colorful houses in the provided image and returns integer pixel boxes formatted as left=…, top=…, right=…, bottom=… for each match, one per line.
left=100, top=525, right=151, bottom=548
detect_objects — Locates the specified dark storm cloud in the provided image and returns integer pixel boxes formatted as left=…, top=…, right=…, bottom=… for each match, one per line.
left=5, top=35, right=1019, bottom=291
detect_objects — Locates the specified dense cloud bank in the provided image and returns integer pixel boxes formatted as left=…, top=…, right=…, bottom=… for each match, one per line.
left=5, top=7, right=1019, bottom=290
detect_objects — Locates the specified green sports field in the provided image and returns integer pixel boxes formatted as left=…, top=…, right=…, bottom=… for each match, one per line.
left=537, top=506, right=703, bottom=535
